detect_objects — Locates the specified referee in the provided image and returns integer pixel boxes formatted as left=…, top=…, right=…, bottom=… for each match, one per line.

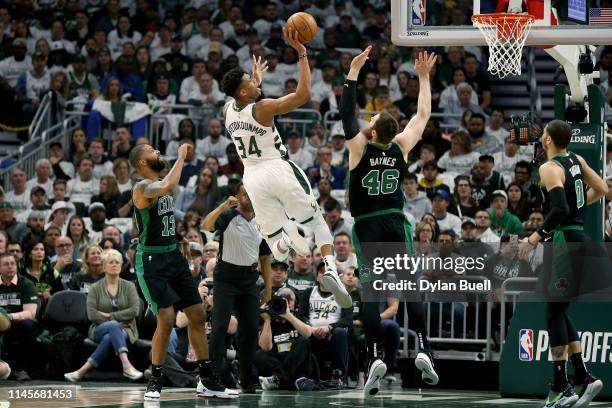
left=202, top=185, right=273, bottom=394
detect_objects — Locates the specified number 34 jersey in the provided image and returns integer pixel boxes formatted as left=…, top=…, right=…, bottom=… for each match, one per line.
left=134, top=192, right=177, bottom=247
left=349, top=142, right=408, bottom=217
left=225, top=102, right=284, bottom=166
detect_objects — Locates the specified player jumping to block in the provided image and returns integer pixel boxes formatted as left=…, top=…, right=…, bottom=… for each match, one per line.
left=340, top=47, right=440, bottom=397
left=131, top=144, right=237, bottom=400
left=518, top=120, right=609, bottom=408
left=220, top=26, right=351, bottom=309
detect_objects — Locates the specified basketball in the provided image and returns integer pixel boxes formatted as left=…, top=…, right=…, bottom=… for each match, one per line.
left=286, top=12, right=317, bottom=43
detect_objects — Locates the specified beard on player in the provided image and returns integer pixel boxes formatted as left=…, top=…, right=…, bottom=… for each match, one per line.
left=147, top=157, right=168, bottom=173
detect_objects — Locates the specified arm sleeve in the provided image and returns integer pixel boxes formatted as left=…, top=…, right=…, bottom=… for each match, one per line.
left=538, top=186, right=570, bottom=236
left=259, top=239, right=272, bottom=256
left=339, top=79, right=360, bottom=140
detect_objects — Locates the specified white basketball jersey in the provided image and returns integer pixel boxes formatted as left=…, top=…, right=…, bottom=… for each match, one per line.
left=224, top=102, right=284, bottom=166
left=308, top=287, right=342, bottom=327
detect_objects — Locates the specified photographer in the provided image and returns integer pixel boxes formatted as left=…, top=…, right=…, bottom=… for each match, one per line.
left=256, top=287, right=319, bottom=391
left=299, top=262, right=352, bottom=383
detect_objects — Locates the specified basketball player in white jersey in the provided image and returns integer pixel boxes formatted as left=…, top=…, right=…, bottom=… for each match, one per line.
left=220, top=27, right=351, bottom=309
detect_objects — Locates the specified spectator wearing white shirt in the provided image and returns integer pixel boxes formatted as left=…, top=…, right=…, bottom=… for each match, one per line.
left=236, top=28, right=264, bottom=67
left=16, top=52, right=51, bottom=117
left=5, top=167, right=30, bottom=215
left=0, top=39, right=31, bottom=88
left=187, top=72, right=225, bottom=119
left=311, top=61, right=337, bottom=109
left=275, top=45, right=298, bottom=78
left=179, top=59, right=218, bottom=103
left=150, top=25, right=173, bottom=62
left=442, top=82, right=485, bottom=125
left=25, top=159, right=53, bottom=196
left=218, top=5, right=244, bottom=42
left=196, top=28, right=235, bottom=60
left=186, top=18, right=211, bottom=57
left=377, top=56, right=401, bottom=101
left=107, top=15, right=142, bottom=60
left=493, top=136, right=532, bottom=185
left=87, top=138, right=114, bottom=182
left=432, top=190, right=462, bottom=236
left=66, top=156, right=99, bottom=208
left=112, top=158, right=132, bottom=194
left=49, top=20, right=75, bottom=54
left=486, top=108, right=510, bottom=145
left=225, top=18, right=250, bottom=50
left=285, top=130, right=314, bottom=170
left=260, top=52, right=286, bottom=98
left=437, top=131, right=481, bottom=176
left=333, top=232, right=358, bottom=272
left=17, top=187, right=52, bottom=223
left=252, top=2, right=284, bottom=43
left=438, top=67, right=479, bottom=112
left=474, top=210, right=501, bottom=250
left=196, top=119, right=231, bottom=161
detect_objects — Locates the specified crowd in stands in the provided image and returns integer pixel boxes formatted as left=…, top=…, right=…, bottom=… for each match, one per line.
left=0, top=0, right=611, bottom=388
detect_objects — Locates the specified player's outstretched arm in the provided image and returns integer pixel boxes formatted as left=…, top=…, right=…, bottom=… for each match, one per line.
left=256, top=27, right=310, bottom=124
left=201, top=196, right=239, bottom=232
left=394, top=51, right=437, bottom=155
left=342, top=46, right=371, bottom=166
left=134, top=144, right=190, bottom=206
left=576, top=154, right=609, bottom=204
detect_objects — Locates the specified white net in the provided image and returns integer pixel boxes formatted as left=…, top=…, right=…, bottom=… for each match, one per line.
left=472, top=13, right=535, bottom=78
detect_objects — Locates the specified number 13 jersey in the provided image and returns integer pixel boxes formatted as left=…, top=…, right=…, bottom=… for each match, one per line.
left=225, top=102, right=284, bottom=166
left=134, top=181, right=177, bottom=247
left=349, top=142, right=407, bottom=217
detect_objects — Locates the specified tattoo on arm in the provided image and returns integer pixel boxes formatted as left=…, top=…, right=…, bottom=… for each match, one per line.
left=139, top=180, right=165, bottom=199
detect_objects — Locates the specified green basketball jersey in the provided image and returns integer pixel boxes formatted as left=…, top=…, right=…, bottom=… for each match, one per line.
left=349, top=142, right=407, bottom=217
left=133, top=184, right=177, bottom=247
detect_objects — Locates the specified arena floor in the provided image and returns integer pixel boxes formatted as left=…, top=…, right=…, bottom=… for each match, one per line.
left=1, top=382, right=612, bottom=408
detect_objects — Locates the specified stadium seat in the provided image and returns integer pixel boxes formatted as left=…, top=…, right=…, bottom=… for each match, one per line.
left=42, top=290, right=89, bottom=327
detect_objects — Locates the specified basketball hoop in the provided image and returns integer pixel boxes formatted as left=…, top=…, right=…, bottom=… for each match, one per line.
left=472, top=13, right=535, bottom=78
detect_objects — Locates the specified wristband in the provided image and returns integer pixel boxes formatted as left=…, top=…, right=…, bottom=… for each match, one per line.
left=298, top=53, right=307, bottom=59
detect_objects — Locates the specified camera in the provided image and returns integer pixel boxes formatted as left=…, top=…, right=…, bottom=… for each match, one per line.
left=264, top=296, right=288, bottom=316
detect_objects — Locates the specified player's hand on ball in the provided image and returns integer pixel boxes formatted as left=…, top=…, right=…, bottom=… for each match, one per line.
left=414, top=50, right=437, bottom=77
left=224, top=196, right=239, bottom=208
left=350, top=45, right=372, bottom=72
left=284, top=26, right=306, bottom=55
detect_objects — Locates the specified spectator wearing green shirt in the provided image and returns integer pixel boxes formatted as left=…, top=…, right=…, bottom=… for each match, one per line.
left=488, top=190, right=524, bottom=236
left=0, top=253, right=40, bottom=380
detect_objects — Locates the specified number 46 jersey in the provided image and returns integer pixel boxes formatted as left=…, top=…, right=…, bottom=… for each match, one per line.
left=225, top=102, right=284, bottom=165
left=349, top=142, right=408, bottom=217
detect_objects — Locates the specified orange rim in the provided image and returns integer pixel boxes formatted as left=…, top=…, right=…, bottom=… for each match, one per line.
left=472, top=13, right=536, bottom=25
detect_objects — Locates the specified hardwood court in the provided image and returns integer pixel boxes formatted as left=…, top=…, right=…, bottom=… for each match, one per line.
left=2, top=382, right=612, bottom=408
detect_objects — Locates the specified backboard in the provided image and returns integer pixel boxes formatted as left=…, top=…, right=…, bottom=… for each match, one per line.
left=391, top=0, right=612, bottom=46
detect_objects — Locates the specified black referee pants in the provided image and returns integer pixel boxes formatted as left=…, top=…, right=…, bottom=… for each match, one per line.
left=210, top=265, right=260, bottom=383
